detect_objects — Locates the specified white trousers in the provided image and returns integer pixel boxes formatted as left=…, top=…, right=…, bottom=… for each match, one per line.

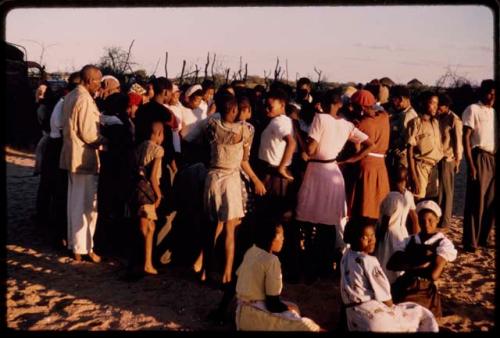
left=67, top=173, right=98, bottom=254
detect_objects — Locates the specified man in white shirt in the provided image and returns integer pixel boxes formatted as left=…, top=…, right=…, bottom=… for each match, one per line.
left=462, top=79, right=496, bottom=252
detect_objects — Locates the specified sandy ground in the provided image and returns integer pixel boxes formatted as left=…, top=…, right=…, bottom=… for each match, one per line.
left=5, top=146, right=495, bottom=331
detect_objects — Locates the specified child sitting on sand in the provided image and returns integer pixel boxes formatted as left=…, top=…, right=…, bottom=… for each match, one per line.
left=340, top=218, right=438, bottom=332
left=387, top=200, right=457, bottom=318
left=235, top=221, right=320, bottom=331
left=375, top=166, right=419, bottom=284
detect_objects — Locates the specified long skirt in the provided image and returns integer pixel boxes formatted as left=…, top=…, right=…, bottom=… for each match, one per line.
left=204, top=168, right=244, bottom=222
left=235, top=300, right=320, bottom=331
left=349, top=156, right=390, bottom=220
left=346, top=300, right=438, bottom=332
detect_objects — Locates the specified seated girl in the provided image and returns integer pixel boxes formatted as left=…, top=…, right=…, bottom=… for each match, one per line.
left=387, top=200, right=457, bottom=318
left=340, top=218, right=438, bottom=332
left=235, top=222, right=320, bottom=331
left=375, top=166, right=419, bottom=284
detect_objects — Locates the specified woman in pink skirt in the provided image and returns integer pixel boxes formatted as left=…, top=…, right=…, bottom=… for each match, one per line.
left=295, top=89, right=374, bottom=281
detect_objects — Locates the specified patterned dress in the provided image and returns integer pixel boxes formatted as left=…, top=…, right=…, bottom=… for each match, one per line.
left=204, top=117, right=250, bottom=222
left=340, top=248, right=438, bottom=332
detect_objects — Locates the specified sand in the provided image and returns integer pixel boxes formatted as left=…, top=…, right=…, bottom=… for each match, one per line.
left=5, top=146, right=495, bottom=331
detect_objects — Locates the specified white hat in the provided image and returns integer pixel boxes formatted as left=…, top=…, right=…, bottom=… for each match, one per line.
left=101, top=75, right=120, bottom=83
left=416, top=200, right=442, bottom=218
left=185, top=84, right=202, bottom=98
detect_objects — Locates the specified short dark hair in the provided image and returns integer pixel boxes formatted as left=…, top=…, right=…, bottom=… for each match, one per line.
left=266, top=88, right=288, bottom=104
left=152, top=77, right=173, bottom=96
left=216, top=93, right=238, bottom=117
left=79, top=64, right=100, bottom=83
left=297, top=77, right=312, bottom=88
left=391, top=85, right=411, bottom=99
left=201, top=79, right=215, bottom=92
left=321, top=88, right=343, bottom=108
left=67, top=72, right=81, bottom=91
left=438, top=93, right=452, bottom=107
left=254, top=221, right=283, bottom=252
left=418, top=91, right=438, bottom=112
left=479, top=79, right=495, bottom=96
left=343, top=217, right=377, bottom=249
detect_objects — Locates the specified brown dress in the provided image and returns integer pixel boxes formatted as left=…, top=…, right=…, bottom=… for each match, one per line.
left=349, top=111, right=390, bottom=220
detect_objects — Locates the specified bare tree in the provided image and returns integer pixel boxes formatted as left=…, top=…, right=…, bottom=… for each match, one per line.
left=274, top=57, right=282, bottom=81
left=122, top=39, right=135, bottom=73
left=314, top=66, right=323, bottom=85
left=22, top=39, right=58, bottom=68
left=151, top=57, right=161, bottom=76
left=211, top=53, right=217, bottom=83
left=435, top=66, right=471, bottom=88
left=204, top=52, right=210, bottom=80
left=179, top=60, right=187, bottom=84
left=225, top=68, right=231, bottom=84
left=244, top=63, right=248, bottom=82
left=164, top=51, right=169, bottom=78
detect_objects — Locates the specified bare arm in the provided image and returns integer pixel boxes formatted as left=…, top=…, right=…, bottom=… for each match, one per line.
left=430, top=255, right=447, bottom=281
left=305, top=136, right=318, bottom=157
left=340, top=138, right=373, bottom=164
left=407, top=145, right=419, bottom=195
left=408, top=209, right=420, bottom=235
left=150, top=157, right=162, bottom=208
left=241, top=160, right=266, bottom=196
left=277, top=134, right=296, bottom=180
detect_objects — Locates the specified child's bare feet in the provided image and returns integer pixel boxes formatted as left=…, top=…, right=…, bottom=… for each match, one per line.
left=88, top=251, right=101, bottom=263
left=222, top=270, right=232, bottom=284
left=144, top=266, right=158, bottom=275
left=73, top=253, right=82, bottom=262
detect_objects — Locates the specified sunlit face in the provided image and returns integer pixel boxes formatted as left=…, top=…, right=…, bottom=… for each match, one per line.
left=270, top=226, right=285, bottom=253
left=171, top=90, right=180, bottom=105
left=419, top=210, right=439, bottom=236
left=481, top=89, right=496, bottom=107
left=358, top=225, right=376, bottom=254
left=265, top=98, right=285, bottom=117
left=437, top=105, right=449, bottom=115
left=87, top=70, right=102, bottom=96
left=238, top=106, right=252, bottom=121
left=203, top=88, right=215, bottom=102
left=189, top=95, right=203, bottom=109
left=426, top=96, right=439, bottom=117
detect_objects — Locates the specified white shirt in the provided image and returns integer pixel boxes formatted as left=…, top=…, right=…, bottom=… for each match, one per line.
left=50, top=97, right=65, bottom=138
left=258, top=114, right=294, bottom=166
left=180, top=106, right=207, bottom=142
left=462, top=102, right=496, bottom=153
left=308, top=113, right=368, bottom=161
left=398, top=232, right=457, bottom=262
left=340, top=249, right=392, bottom=305
left=166, top=102, right=186, bottom=153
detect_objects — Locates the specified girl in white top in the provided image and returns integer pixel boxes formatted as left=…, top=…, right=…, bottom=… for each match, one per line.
left=340, top=219, right=439, bottom=332
left=375, top=166, right=419, bottom=284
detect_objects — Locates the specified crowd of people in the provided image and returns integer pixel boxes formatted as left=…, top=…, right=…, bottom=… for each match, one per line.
left=32, top=64, right=496, bottom=332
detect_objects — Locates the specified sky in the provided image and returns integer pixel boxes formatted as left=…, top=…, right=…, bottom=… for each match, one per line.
left=5, top=5, right=495, bottom=85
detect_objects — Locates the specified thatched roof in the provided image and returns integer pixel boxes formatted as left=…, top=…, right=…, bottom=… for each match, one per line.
left=379, top=77, right=395, bottom=87
left=407, top=78, right=423, bottom=86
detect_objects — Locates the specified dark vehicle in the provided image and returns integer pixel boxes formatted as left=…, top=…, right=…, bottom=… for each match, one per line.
left=5, top=41, right=41, bottom=148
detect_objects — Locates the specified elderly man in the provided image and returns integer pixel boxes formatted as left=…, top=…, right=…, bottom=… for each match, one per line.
left=60, top=64, right=106, bottom=262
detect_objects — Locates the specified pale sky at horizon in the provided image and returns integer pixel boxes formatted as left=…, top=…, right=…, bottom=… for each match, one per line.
left=5, top=5, right=495, bottom=85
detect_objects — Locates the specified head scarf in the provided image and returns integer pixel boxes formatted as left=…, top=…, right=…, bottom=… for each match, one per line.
left=416, top=200, right=442, bottom=218
left=350, top=89, right=376, bottom=107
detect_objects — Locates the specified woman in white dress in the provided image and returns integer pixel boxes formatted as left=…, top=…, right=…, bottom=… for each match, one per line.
left=235, top=222, right=320, bottom=331
left=375, top=166, right=419, bottom=283
left=340, top=219, right=439, bottom=332
left=295, top=88, right=373, bottom=279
